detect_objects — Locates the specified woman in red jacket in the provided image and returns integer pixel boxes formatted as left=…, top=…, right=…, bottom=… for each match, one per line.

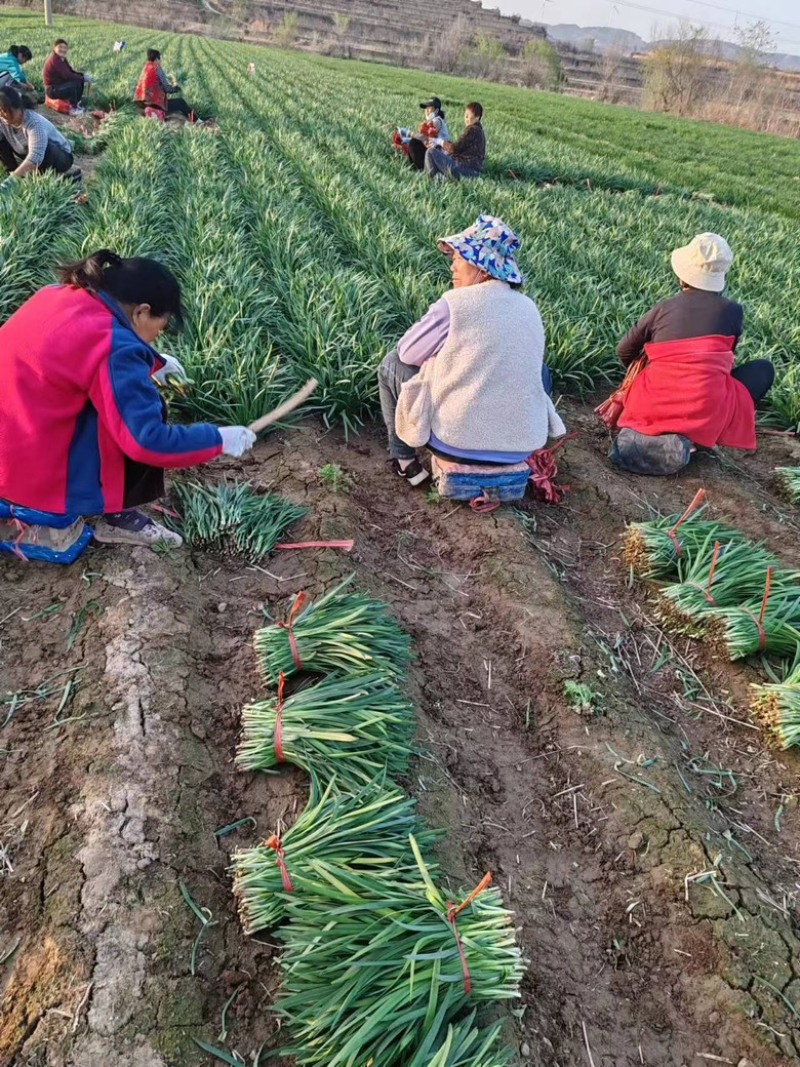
left=134, top=48, right=192, bottom=119
left=611, top=232, right=774, bottom=475
left=0, top=250, right=256, bottom=550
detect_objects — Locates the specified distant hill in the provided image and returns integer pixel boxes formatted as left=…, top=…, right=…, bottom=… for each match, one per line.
left=532, top=23, right=647, bottom=56
left=532, top=20, right=800, bottom=72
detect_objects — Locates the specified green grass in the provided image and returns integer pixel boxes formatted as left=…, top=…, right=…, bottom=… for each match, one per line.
left=1, top=7, right=799, bottom=430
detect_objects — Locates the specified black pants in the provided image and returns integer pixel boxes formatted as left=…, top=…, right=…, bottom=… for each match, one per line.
left=731, top=359, right=774, bottom=404
left=123, top=458, right=164, bottom=509
left=407, top=137, right=427, bottom=171
left=122, top=394, right=168, bottom=508
left=47, top=80, right=84, bottom=107
left=167, top=98, right=192, bottom=118
left=136, top=98, right=193, bottom=119
left=0, top=138, right=74, bottom=175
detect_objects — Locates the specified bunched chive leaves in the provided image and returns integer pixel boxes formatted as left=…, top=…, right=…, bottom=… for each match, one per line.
left=254, top=575, right=412, bottom=684
left=656, top=535, right=789, bottom=636
left=234, top=569, right=525, bottom=1063
left=236, top=672, right=415, bottom=788
left=232, top=776, right=440, bottom=932
left=171, top=480, right=307, bottom=560
left=406, top=1012, right=514, bottom=1067
left=274, top=837, right=524, bottom=1067
left=627, top=493, right=800, bottom=742
left=775, top=467, right=800, bottom=504
left=622, top=506, right=746, bottom=581
left=751, top=660, right=800, bottom=749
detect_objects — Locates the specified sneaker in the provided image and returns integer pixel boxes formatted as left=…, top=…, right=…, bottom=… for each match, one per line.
left=392, top=458, right=430, bottom=487
left=69, top=106, right=85, bottom=116
left=94, top=509, right=183, bottom=549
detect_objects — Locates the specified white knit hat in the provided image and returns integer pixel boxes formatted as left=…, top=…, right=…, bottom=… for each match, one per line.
left=670, top=233, right=733, bottom=293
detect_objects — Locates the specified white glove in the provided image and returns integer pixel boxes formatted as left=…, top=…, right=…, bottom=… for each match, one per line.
left=84, top=73, right=96, bottom=84
left=220, top=426, right=257, bottom=457
left=153, top=353, right=192, bottom=386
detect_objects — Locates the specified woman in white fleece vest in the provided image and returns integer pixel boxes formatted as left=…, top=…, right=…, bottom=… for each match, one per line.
left=378, top=214, right=566, bottom=488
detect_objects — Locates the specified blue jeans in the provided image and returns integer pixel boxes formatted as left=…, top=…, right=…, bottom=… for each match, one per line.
left=377, top=348, right=553, bottom=460
left=424, top=147, right=479, bottom=181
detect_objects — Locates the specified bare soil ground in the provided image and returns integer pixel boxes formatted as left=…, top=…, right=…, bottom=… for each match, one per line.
left=1, top=401, right=799, bottom=1067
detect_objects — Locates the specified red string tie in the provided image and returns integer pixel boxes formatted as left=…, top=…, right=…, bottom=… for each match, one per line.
left=683, top=540, right=722, bottom=604
left=526, top=433, right=577, bottom=504
left=741, top=567, right=772, bottom=653
left=278, top=591, right=310, bottom=671
left=10, top=517, right=31, bottom=562
left=274, top=672, right=286, bottom=763
left=469, top=492, right=500, bottom=514
left=666, top=489, right=706, bottom=557
left=264, top=832, right=294, bottom=893
left=446, top=873, right=493, bottom=995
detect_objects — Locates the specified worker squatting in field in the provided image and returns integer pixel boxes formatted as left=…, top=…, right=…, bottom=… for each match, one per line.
left=0, top=252, right=257, bottom=557
left=378, top=223, right=773, bottom=494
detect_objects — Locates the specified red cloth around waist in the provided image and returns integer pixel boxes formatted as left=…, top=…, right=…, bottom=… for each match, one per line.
left=617, top=335, right=756, bottom=450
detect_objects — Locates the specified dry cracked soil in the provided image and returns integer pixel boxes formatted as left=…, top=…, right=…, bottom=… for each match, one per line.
left=1, top=401, right=799, bottom=1067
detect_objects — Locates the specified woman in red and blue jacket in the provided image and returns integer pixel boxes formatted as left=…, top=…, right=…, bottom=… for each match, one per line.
left=0, top=249, right=256, bottom=548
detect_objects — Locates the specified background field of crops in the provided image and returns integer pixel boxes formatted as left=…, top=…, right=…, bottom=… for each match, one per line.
left=2, top=7, right=799, bottom=432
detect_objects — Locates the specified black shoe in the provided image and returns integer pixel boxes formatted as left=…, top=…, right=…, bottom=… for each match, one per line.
left=392, top=458, right=429, bottom=487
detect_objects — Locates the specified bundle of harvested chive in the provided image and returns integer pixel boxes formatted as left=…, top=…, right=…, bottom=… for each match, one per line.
left=172, top=481, right=251, bottom=546
left=705, top=570, right=800, bottom=660
left=254, top=575, right=412, bottom=684
left=622, top=490, right=745, bottom=581
left=408, top=1013, right=512, bottom=1067
left=171, top=480, right=307, bottom=560
left=232, top=776, right=439, bottom=932
left=656, top=536, right=781, bottom=635
left=775, top=467, right=800, bottom=504
left=275, top=837, right=523, bottom=1067
left=751, top=670, right=800, bottom=749
left=236, top=672, right=415, bottom=788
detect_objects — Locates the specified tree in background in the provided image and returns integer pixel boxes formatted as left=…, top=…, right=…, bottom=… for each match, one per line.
left=273, top=12, right=299, bottom=49
left=468, top=33, right=507, bottom=79
left=643, top=23, right=714, bottom=116
left=431, top=14, right=472, bottom=74
left=730, top=20, right=776, bottom=104
left=521, top=39, right=563, bottom=90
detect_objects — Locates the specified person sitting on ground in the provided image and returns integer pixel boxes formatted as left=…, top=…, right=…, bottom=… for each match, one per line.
left=0, top=45, right=37, bottom=108
left=423, top=101, right=485, bottom=182
left=0, top=86, right=76, bottom=189
left=405, top=96, right=450, bottom=171
left=43, top=38, right=93, bottom=113
left=378, top=214, right=564, bottom=488
left=609, top=232, right=774, bottom=476
left=134, top=49, right=192, bottom=120
left=0, top=249, right=257, bottom=548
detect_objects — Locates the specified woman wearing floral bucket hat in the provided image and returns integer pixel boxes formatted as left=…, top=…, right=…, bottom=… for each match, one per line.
left=607, top=232, right=774, bottom=476
left=377, top=214, right=566, bottom=491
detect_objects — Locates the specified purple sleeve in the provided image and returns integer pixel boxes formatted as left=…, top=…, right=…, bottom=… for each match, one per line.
left=397, top=298, right=450, bottom=367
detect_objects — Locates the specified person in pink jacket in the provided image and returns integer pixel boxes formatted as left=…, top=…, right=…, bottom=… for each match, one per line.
left=0, top=249, right=256, bottom=549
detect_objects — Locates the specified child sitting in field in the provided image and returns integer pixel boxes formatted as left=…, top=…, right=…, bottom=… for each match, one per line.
left=393, top=96, right=450, bottom=170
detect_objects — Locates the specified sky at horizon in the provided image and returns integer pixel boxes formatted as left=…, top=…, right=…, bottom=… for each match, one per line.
left=482, top=0, right=800, bottom=53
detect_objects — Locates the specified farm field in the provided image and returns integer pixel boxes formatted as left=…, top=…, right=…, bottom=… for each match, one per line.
left=0, top=8, right=799, bottom=1067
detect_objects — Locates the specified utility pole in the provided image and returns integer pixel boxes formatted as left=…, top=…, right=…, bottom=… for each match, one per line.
left=44, top=0, right=53, bottom=27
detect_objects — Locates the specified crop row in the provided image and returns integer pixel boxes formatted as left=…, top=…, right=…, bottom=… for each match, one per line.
left=1, top=11, right=799, bottom=431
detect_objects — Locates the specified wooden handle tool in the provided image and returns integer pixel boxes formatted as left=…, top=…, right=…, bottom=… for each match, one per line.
left=247, top=378, right=318, bottom=434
